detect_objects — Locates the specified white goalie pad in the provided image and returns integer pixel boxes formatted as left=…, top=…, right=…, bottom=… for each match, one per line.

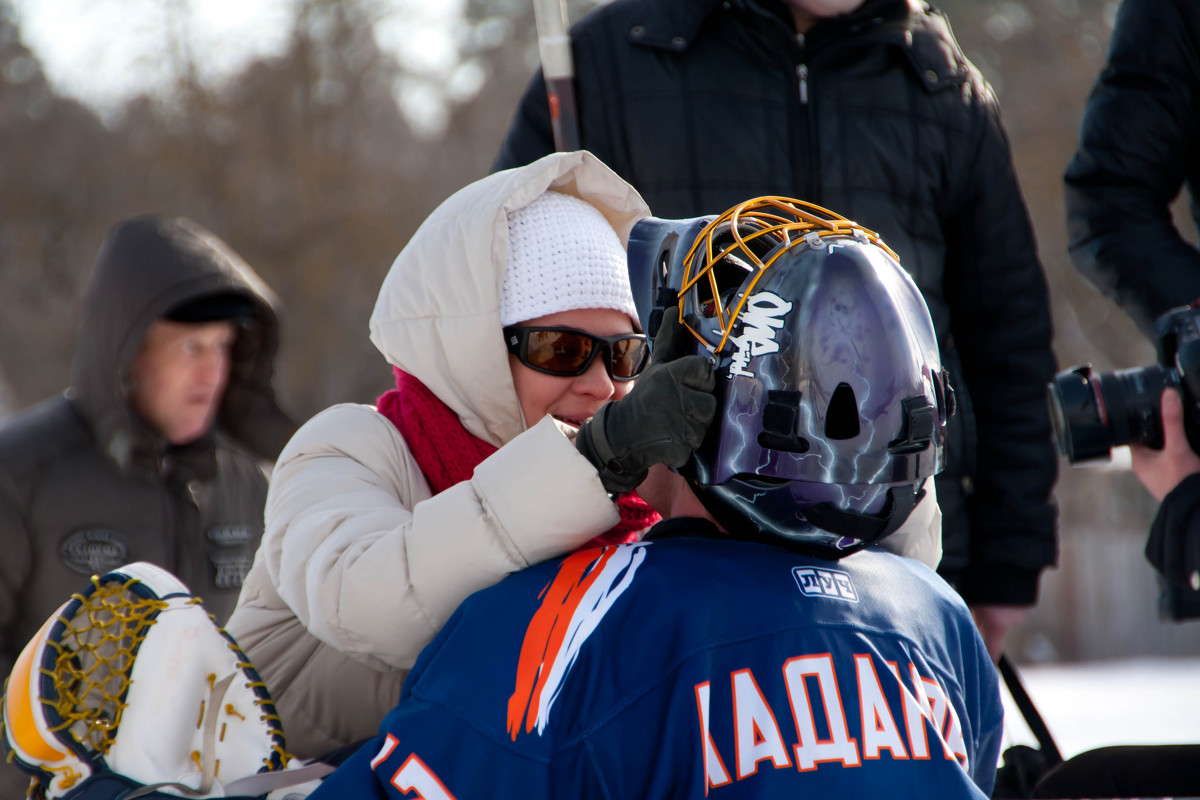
left=2, top=562, right=326, bottom=799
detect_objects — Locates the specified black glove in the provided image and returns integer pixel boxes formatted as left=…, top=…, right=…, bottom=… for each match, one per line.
left=576, top=314, right=717, bottom=493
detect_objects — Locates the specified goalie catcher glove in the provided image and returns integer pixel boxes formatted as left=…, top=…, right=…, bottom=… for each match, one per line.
left=1, top=562, right=331, bottom=799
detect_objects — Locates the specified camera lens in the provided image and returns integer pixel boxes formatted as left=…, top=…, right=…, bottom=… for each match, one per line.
left=1103, top=365, right=1175, bottom=450
left=1047, top=365, right=1113, bottom=463
left=1047, top=364, right=1176, bottom=463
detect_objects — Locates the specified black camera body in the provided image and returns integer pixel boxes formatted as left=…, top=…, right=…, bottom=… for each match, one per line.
left=1048, top=304, right=1200, bottom=620
left=1048, top=304, right=1200, bottom=464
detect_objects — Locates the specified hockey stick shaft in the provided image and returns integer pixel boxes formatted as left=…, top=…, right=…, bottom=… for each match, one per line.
left=999, top=654, right=1064, bottom=766
left=532, top=0, right=580, bottom=152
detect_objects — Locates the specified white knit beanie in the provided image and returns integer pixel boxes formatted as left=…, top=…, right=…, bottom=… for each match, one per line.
left=500, top=191, right=639, bottom=327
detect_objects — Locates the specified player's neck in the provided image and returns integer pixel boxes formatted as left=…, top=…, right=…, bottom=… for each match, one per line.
left=666, top=490, right=725, bottom=532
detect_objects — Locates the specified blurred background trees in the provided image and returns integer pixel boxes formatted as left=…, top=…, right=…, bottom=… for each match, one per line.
left=0, top=0, right=1196, bottom=659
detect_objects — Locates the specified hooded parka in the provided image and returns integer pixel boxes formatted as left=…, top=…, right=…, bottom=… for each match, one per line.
left=494, top=0, right=1059, bottom=606
left=0, top=216, right=294, bottom=679
left=226, top=154, right=650, bottom=758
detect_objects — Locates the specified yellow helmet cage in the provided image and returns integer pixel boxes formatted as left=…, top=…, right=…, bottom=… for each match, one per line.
left=675, top=196, right=897, bottom=356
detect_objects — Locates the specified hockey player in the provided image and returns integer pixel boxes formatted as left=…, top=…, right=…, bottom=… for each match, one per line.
left=307, top=199, right=1003, bottom=799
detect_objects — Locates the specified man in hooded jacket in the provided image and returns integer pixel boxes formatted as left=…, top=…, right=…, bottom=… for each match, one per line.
left=0, top=215, right=295, bottom=692
left=493, top=0, right=1058, bottom=661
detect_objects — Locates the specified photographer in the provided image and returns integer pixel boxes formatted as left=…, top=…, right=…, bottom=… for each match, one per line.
left=1063, top=0, right=1200, bottom=617
left=1033, top=0, right=1200, bottom=791
left=1048, top=301, right=1200, bottom=625
left=1130, top=389, right=1200, bottom=613
left=1031, top=388, right=1200, bottom=795
left=1038, top=380, right=1200, bottom=793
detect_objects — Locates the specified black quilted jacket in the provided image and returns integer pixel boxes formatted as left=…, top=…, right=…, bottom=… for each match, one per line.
left=495, top=0, right=1058, bottom=605
left=1064, top=0, right=1200, bottom=333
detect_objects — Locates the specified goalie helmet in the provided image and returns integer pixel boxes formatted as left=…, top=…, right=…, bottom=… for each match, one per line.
left=628, top=197, right=955, bottom=558
left=1, top=563, right=326, bottom=799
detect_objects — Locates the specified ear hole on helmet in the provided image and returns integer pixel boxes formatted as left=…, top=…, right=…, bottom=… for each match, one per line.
left=824, top=382, right=861, bottom=440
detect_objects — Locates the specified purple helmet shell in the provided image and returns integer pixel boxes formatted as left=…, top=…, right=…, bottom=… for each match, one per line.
left=635, top=197, right=954, bottom=557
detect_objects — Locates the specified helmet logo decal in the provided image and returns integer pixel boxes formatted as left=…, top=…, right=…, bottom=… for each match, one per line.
left=728, top=292, right=793, bottom=379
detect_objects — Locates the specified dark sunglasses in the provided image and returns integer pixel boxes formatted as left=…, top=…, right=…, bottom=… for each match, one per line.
left=503, top=326, right=650, bottom=382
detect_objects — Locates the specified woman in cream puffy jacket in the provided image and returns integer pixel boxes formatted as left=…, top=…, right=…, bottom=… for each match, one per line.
left=227, top=153, right=664, bottom=756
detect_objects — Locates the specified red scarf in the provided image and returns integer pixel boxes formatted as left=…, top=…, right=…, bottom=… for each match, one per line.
left=376, top=368, right=659, bottom=545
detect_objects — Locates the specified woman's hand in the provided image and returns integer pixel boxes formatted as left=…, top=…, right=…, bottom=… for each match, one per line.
left=576, top=313, right=716, bottom=493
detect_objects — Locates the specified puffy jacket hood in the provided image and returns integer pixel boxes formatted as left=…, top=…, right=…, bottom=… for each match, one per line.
left=369, top=151, right=651, bottom=448
left=71, top=215, right=292, bottom=469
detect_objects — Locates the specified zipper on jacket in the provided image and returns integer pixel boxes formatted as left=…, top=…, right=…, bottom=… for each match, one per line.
left=175, top=475, right=204, bottom=590
left=795, top=33, right=809, bottom=104
left=789, top=30, right=818, bottom=202
left=158, top=457, right=180, bottom=573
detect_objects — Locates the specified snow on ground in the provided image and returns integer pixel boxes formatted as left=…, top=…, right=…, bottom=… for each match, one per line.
left=1000, top=657, right=1200, bottom=759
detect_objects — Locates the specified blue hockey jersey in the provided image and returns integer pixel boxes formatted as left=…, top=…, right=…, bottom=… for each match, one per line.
left=310, top=525, right=1003, bottom=799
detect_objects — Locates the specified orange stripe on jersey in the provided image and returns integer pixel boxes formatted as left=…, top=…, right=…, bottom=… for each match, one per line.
left=506, top=547, right=614, bottom=740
